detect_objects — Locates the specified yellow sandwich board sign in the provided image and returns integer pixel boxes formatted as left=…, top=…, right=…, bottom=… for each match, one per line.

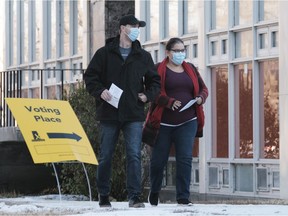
left=5, top=98, right=98, bottom=165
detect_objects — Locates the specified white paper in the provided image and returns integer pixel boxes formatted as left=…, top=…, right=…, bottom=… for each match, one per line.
left=107, top=83, right=123, bottom=108
left=179, top=98, right=197, bottom=112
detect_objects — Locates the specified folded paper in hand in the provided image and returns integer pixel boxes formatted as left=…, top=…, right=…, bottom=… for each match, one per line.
left=179, top=98, right=197, bottom=112
left=107, top=83, right=123, bottom=108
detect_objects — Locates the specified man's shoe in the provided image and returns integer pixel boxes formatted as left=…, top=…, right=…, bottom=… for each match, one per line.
left=177, top=198, right=192, bottom=206
left=99, top=195, right=111, bottom=207
left=128, top=196, right=145, bottom=208
left=148, top=192, right=159, bottom=206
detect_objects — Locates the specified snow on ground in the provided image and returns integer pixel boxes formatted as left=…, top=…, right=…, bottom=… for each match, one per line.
left=0, top=195, right=288, bottom=216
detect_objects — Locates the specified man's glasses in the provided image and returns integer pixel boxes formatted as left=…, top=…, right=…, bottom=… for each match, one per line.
left=170, top=49, right=186, bottom=53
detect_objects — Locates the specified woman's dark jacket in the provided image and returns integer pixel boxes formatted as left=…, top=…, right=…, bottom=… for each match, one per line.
left=84, top=36, right=161, bottom=122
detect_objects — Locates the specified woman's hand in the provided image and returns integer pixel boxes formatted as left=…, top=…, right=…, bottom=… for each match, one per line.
left=196, top=97, right=202, bottom=105
left=172, top=100, right=181, bottom=111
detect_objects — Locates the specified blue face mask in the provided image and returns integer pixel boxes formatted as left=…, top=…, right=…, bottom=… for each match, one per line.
left=171, top=52, right=186, bottom=65
left=127, top=28, right=140, bottom=42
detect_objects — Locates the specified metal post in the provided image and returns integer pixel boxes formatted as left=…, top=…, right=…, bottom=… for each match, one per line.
left=52, top=163, right=62, bottom=202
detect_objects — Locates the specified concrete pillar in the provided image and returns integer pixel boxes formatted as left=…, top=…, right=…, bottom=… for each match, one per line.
left=279, top=0, right=288, bottom=200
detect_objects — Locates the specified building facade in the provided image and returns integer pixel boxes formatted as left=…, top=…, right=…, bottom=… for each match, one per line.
left=1, top=0, right=288, bottom=200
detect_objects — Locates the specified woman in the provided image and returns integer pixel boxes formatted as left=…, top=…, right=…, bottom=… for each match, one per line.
left=147, top=38, right=208, bottom=206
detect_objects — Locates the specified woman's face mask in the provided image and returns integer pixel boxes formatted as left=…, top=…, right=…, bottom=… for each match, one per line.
left=171, top=52, right=186, bottom=65
left=126, top=27, right=140, bottom=42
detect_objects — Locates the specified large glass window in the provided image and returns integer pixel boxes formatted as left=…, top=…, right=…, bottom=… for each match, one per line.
left=212, top=66, right=229, bottom=158
left=34, top=1, right=41, bottom=62
left=12, top=0, right=17, bottom=65
left=259, top=60, right=279, bottom=159
left=234, top=0, right=252, bottom=26
left=235, top=63, right=253, bottom=158
left=164, top=0, right=178, bottom=38
left=235, top=30, right=253, bottom=58
left=146, top=0, right=159, bottom=41
left=47, top=0, right=56, bottom=60
left=63, top=1, right=70, bottom=57
left=23, top=0, right=29, bottom=63
left=211, top=0, right=228, bottom=30
left=258, top=0, right=279, bottom=21
left=183, top=0, right=199, bottom=34
left=77, top=0, right=83, bottom=55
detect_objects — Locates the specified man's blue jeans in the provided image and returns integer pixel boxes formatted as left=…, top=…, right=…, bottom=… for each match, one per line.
left=150, top=119, right=197, bottom=200
left=96, top=121, right=143, bottom=199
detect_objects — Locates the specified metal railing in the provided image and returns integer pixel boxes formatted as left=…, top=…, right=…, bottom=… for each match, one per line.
left=0, top=69, right=85, bottom=127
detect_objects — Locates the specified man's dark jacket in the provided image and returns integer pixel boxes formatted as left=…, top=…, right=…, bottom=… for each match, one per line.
left=84, top=36, right=161, bottom=122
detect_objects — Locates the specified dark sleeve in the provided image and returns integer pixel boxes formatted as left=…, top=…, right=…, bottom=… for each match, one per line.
left=150, top=63, right=176, bottom=109
left=143, top=54, right=161, bottom=102
left=83, top=48, right=106, bottom=99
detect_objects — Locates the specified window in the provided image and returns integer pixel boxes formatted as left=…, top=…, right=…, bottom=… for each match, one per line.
left=183, top=0, right=199, bottom=34
left=234, top=0, right=252, bottom=26
left=211, top=66, right=229, bottom=158
left=235, top=63, right=253, bottom=158
left=210, top=0, right=228, bottom=30
left=271, top=31, right=278, bottom=48
left=259, top=60, right=279, bottom=159
left=235, top=30, right=253, bottom=58
left=221, top=39, right=227, bottom=55
left=211, top=41, right=218, bottom=56
left=77, top=0, right=83, bottom=55
left=146, top=0, right=159, bottom=40
left=258, top=0, right=278, bottom=22
left=223, top=169, right=229, bottom=186
left=235, top=164, right=253, bottom=192
left=209, top=167, right=219, bottom=188
left=259, top=33, right=267, bottom=49
left=193, top=43, right=198, bottom=58
left=23, top=0, right=29, bottom=63
left=63, top=1, right=70, bottom=57
left=256, top=168, right=268, bottom=191
left=164, top=0, right=179, bottom=38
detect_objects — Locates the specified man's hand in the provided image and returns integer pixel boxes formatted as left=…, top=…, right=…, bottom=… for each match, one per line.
left=101, top=89, right=112, bottom=101
left=138, top=93, right=147, bottom=103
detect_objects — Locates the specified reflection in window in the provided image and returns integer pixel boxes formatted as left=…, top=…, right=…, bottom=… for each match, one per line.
left=23, top=0, right=28, bottom=63
left=271, top=31, right=278, bottom=48
left=193, top=43, right=198, bottom=58
left=211, top=0, right=228, bottom=30
left=212, top=66, right=229, bottom=158
left=235, top=31, right=253, bottom=58
left=234, top=0, right=252, bottom=26
left=77, top=0, right=83, bottom=54
left=166, top=0, right=178, bottom=38
left=63, top=1, right=70, bottom=57
left=235, top=63, right=253, bottom=158
left=221, top=39, right=227, bottom=55
left=47, top=0, right=56, bottom=59
left=147, top=0, right=159, bottom=41
left=258, top=0, right=279, bottom=21
left=13, top=1, right=17, bottom=65
left=259, top=33, right=268, bottom=49
left=259, top=60, right=279, bottom=159
left=211, top=41, right=218, bottom=56
left=35, top=1, right=41, bottom=62
left=183, top=0, right=199, bottom=34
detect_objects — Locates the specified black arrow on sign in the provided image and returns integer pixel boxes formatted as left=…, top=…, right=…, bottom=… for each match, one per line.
left=47, top=132, right=82, bottom=142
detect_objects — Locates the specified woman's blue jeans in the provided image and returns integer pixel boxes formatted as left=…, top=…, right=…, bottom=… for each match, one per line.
left=96, top=121, right=143, bottom=199
left=150, top=119, right=197, bottom=200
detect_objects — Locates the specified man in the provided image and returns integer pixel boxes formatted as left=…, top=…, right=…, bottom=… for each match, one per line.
left=84, top=14, right=160, bottom=208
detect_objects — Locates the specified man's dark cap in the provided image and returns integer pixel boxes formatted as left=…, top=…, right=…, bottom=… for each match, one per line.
left=119, top=14, right=146, bottom=27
